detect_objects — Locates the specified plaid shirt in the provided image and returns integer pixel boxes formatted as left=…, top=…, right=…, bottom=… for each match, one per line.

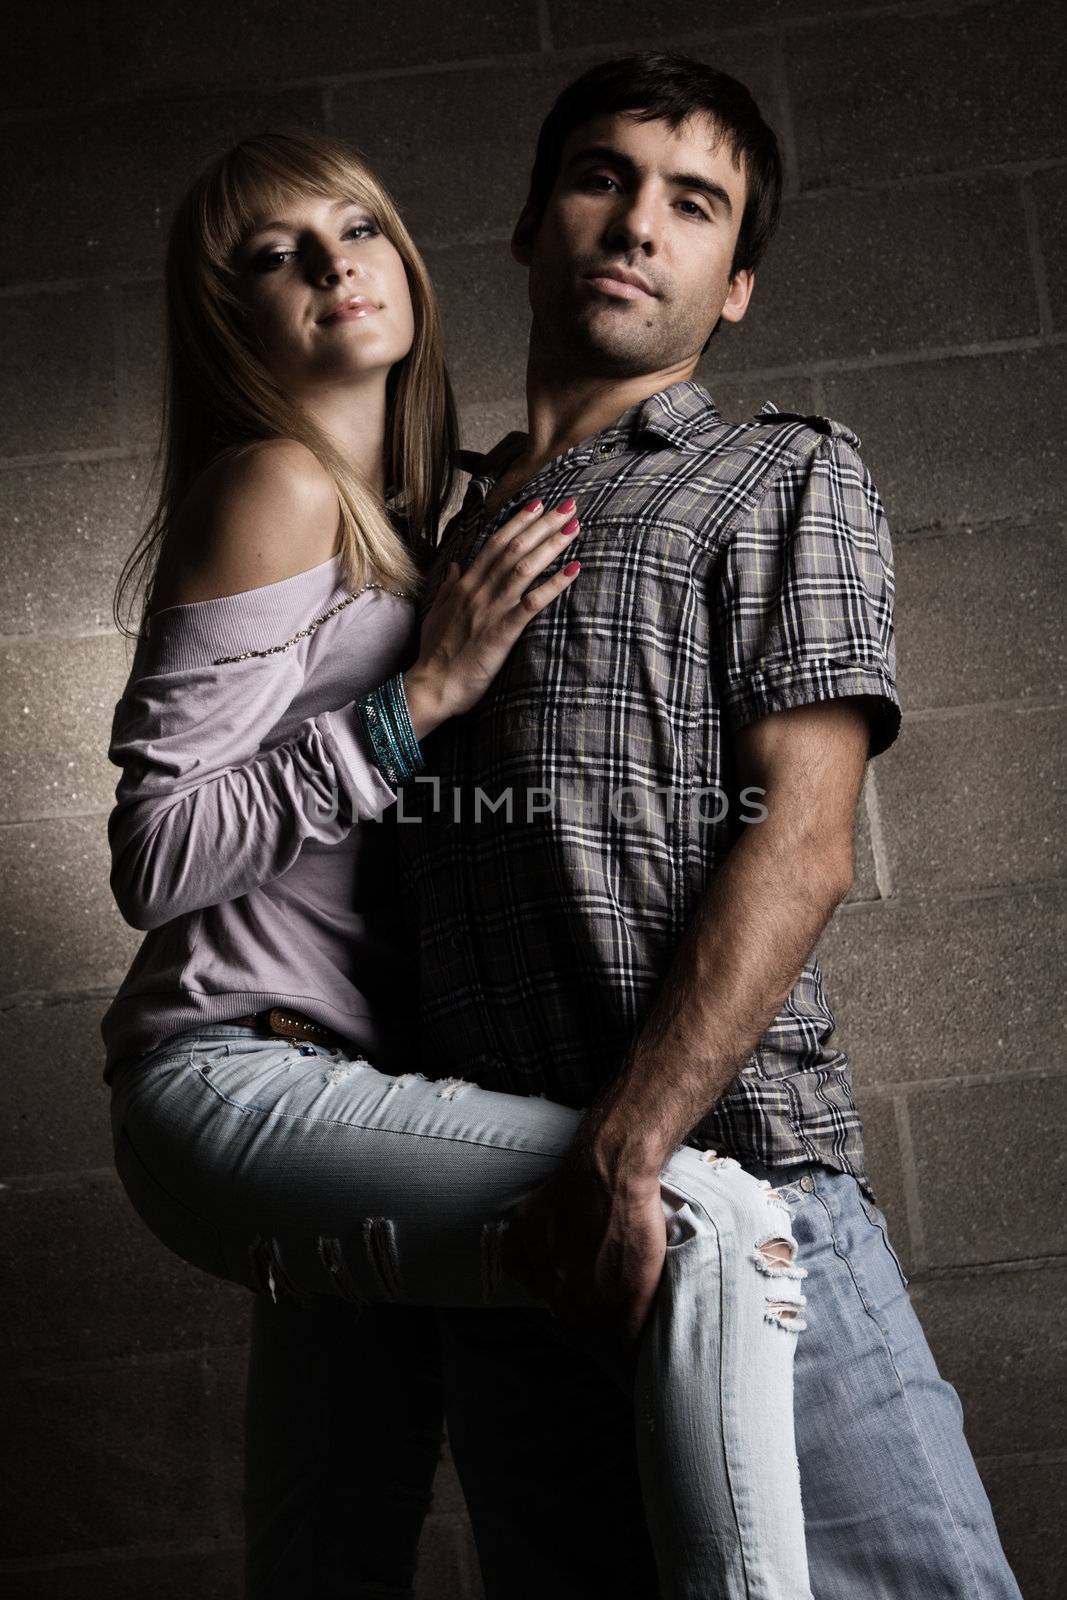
left=394, top=381, right=901, bottom=1198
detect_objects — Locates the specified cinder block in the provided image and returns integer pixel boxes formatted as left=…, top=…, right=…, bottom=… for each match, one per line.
left=0, top=7, right=101, bottom=112
left=201, top=1347, right=249, bottom=1542
left=790, top=0, right=1065, bottom=188
left=821, top=345, right=1067, bottom=532
left=907, top=1076, right=1067, bottom=1267
left=0, top=1357, right=222, bottom=1557
left=544, top=17, right=785, bottom=138
left=818, top=887, right=1066, bottom=1085
left=894, top=524, right=1066, bottom=708
left=0, top=1549, right=243, bottom=1600
left=120, top=284, right=166, bottom=451
left=850, top=1088, right=912, bottom=1269
left=692, top=369, right=818, bottom=424
left=331, top=61, right=577, bottom=247
left=0, top=289, right=120, bottom=456
left=98, top=0, right=539, bottom=93
left=427, top=242, right=530, bottom=409
left=725, top=177, right=1036, bottom=369
left=0, top=816, right=142, bottom=997
left=979, top=1458, right=1065, bottom=1600
left=0, top=456, right=153, bottom=637
left=0, top=1173, right=251, bottom=1364
left=0, top=90, right=325, bottom=286
left=0, top=635, right=132, bottom=824
left=845, top=772, right=879, bottom=902
left=910, top=1264, right=1067, bottom=1458
left=548, top=0, right=869, bottom=45
left=456, top=398, right=528, bottom=459
left=432, top=1438, right=470, bottom=1517
left=1032, top=165, right=1067, bottom=332
left=415, top=1515, right=472, bottom=1600
left=873, top=705, right=1064, bottom=894
left=0, top=995, right=117, bottom=1175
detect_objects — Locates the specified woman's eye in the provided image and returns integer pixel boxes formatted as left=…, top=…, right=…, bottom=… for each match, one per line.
left=250, top=220, right=378, bottom=270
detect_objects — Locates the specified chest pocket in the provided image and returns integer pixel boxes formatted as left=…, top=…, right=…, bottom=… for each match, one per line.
left=501, top=517, right=675, bottom=719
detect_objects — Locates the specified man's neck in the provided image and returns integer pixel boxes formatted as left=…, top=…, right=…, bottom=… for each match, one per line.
left=524, top=353, right=696, bottom=470
left=480, top=349, right=698, bottom=519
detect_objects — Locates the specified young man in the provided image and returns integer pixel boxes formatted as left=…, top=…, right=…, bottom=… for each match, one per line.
left=396, top=52, right=1023, bottom=1600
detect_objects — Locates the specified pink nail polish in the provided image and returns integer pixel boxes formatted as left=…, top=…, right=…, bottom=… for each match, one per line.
left=556, top=497, right=576, bottom=514
left=560, top=516, right=579, bottom=537
left=525, top=498, right=543, bottom=513
left=563, top=560, right=581, bottom=576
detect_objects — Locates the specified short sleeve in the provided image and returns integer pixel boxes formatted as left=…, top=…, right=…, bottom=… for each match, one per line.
left=713, top=435, right=902, bottom=760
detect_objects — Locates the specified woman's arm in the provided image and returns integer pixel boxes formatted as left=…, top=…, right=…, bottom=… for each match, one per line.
left=108, top=442, right=400, bottom=931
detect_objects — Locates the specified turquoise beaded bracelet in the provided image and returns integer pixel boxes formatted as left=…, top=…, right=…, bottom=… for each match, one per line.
left=355, top=673, right=425, bottom=785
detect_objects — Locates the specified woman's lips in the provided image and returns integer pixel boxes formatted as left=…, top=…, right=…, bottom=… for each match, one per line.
left=320, top=301, right=382, bottom=324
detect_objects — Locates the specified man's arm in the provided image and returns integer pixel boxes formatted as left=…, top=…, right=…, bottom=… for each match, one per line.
left=579, top=697, right=869, bottom=1177
left=505, top=698, right=870, bottom=1359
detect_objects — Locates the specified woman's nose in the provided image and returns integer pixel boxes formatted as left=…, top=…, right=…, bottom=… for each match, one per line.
left=309, top=241, right=359, bottom=286
left=316, top=254, right=352, bottom=285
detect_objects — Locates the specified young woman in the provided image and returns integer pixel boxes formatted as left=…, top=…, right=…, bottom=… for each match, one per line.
left=104, top=128, right=812, bottom=1600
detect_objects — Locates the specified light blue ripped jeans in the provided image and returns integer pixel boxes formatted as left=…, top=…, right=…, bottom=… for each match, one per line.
left=109, top=1022, right=813, bottom=1600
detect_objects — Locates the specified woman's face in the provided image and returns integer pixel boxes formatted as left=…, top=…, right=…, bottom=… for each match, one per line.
left=233, top=189, right=416, bottom=392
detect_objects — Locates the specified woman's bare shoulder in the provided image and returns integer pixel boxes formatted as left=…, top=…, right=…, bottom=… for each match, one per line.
left=151, top=440, right=342, bottom=610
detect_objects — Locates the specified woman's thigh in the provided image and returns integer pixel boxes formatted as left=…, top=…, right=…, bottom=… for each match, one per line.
left=111, top=1029, right=797, bottom=1325
left=110, top=1028, right=585, bottom=1308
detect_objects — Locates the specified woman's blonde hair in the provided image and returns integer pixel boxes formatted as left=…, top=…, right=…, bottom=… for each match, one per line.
left=113, top=127, right=457, bottom=635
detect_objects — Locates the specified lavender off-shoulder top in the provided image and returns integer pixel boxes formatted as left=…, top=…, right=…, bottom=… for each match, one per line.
left=100, top=554, right=419, bottom=1080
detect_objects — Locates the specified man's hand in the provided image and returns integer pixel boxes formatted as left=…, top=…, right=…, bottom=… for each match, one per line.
left=501, top=1151, right=667, bottom=1388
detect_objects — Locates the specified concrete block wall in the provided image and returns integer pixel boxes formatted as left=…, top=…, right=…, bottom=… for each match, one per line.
left=2, top=1, right=1062, bottom=1594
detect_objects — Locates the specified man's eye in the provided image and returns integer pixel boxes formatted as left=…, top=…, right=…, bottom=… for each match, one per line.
left=677, top=200, right=710, bottom=219
left=581, top=173, right=618, bottom=192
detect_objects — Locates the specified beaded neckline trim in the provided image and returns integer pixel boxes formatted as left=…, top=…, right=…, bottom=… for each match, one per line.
left=211, top=581, right=413, bottom=665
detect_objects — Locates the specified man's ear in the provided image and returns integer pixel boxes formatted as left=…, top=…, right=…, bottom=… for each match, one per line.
left=511, top=200, right=538, bottom=266
left=719, top=267, right=755, bottom=325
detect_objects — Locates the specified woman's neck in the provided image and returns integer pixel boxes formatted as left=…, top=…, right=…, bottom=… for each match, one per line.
left=294, top=375, right=389, bottom=496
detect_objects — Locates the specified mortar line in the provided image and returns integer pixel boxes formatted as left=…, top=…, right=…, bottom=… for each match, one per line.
left=892, top=1092, right=927, bottom=1268
left=862, top=764, right=893, bottom=899
left=536, top=0, right=552, bottom=52
left=767, top=28, right=800, bottom=199
left=1018, top=170, right=1055, bottom=336
left=856, top=1066, right=1067, bottom=1094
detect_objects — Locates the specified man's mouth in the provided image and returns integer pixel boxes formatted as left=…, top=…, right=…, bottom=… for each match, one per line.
left=583, top=268, right=659, bottom=302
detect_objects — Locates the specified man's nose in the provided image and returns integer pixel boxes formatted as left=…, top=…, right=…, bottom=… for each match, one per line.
left=603, top=194, right=659, bottom=255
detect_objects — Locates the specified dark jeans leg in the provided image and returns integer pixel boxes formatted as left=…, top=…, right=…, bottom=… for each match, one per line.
left=244, top=1299, right=445, bottom=1600
left=438, top=1307, right=662, bottom=1600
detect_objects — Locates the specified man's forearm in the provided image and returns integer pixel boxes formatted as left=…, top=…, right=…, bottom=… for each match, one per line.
left=573, top=816, right=852, bottom=1186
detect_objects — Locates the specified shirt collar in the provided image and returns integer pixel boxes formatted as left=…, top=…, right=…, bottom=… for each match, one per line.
left=453, top=379, right=725, bottom=488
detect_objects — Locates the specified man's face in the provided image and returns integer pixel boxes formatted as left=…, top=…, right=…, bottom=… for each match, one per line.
left=515, top=111, right=753, bottom=377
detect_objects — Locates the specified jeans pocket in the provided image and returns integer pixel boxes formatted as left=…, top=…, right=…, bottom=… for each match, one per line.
left=862, top=1198, right=910, bottom=1290
left=114, top=1121, right=229, bottom=1281
left=663, top=1197, right=699, bottom=1250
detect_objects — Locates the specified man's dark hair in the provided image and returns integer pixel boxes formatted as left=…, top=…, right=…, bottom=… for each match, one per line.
left=525, top=50, right=783, bottom=289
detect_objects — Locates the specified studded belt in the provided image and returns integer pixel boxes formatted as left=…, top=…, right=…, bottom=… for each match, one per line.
left=231, top=1006, right=343, bottom=1048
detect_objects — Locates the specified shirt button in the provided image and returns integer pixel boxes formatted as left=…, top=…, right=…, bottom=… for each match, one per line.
left=597, top=441, right=615, bottom=456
